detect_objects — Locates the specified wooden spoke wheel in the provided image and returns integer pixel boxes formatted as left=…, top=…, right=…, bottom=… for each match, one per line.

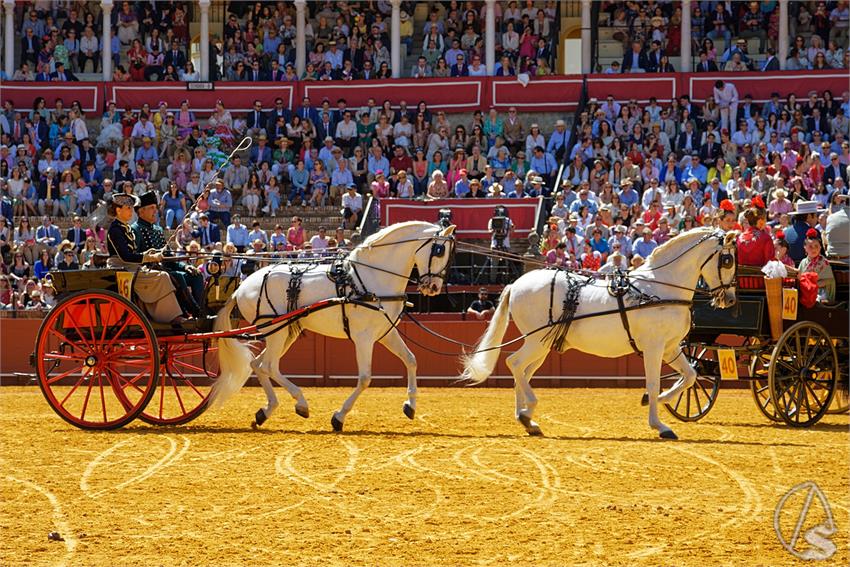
left=35, top=290, right=160, bottom=430
left=748, top=339, right=783, bottom=422
left=138, top=343, right=218, bottom=426
left=768, top=322, right=838, bottom=428
left=662, top=343, right=721, bottom=422
left=826, top=339, right=849, bottom=415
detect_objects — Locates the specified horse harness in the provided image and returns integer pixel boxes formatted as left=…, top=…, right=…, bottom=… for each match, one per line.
left=251, top=233, right=455, bottom=341
left=543, top=230, right=735, bottom=357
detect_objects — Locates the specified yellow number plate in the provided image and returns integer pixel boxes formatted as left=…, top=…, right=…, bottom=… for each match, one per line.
left=718, top=349, right=738, bottom=380
left=782, top=288, right=798, bottom=320
left=116, top=272, right=133, bottom=300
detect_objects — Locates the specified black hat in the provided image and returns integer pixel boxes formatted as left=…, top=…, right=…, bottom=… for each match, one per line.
left=135, top=191, right=158, bottom=209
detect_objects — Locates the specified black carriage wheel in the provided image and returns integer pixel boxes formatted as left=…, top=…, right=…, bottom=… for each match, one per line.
left=662, top=343, right=721, bottom=422
left=748, top=338, right=783, bottom=422
left=826, top=338, right=849, bottom=415
left=768, top=322, right=838, bottom=428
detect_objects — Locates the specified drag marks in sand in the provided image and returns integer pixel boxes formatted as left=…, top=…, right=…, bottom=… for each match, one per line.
left=1, top=387, right=847, bottom=566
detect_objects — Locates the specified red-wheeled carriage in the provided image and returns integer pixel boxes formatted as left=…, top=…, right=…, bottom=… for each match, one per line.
left=35, top=268, right=353, bottom=430
left=32, top=270, right=240, bottom=429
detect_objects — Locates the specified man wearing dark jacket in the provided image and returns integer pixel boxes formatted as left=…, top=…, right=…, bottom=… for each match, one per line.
left=621, top=41, right=649, bottom=72
left=695, top=51, right=719, bottom=72
left=163, top=41, right=186, bottom=69
left=699, top=132, right=722, bottom=168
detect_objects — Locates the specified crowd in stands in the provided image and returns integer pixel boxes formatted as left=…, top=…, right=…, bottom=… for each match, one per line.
left=6, top=0, right=561, bottom=82
left=537, top=83, right=848, bottom=306
left=600, top=0, right=848, bottom=73
left=2, top=76, right=849, bottom=310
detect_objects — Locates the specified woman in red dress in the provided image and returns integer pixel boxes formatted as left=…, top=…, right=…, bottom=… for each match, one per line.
left=736, top=196, right=774, bottom=267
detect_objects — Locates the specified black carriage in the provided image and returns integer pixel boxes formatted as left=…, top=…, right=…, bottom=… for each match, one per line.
left=656, top=266, right=849, bottom=427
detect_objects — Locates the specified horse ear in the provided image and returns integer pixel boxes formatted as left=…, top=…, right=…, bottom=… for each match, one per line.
left=723, top=231, right=738, bottom=246
left=441, top=225, right=456, bottom=236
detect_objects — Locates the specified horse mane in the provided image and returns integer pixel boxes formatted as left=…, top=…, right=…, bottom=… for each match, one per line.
left=640, top=227, right=717, bottom=269
left=348, top=221, right=438, bottom=263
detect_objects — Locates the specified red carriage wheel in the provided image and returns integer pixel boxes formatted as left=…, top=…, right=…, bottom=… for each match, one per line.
left=35, top=290, right=160, bottom=430
left=138, top=342, right=218, bottom=426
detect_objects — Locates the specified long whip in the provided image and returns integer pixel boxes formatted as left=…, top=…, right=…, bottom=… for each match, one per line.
left=165, top=136, right=254, bottom=251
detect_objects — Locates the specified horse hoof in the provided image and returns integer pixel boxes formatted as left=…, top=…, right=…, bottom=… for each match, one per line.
left=253, top=408, right=267, bottom=428
left=640, top=393, right=649, bottom=406
left=295, top=405, right=309, bottom=419
left=659, top=430, right=678, bottom=440
left=527, top=426, right=544, bottom=437
left=331, top=414, right=344, bottom=432
left=403, top=402, right=415, bottom=420
left=517, top=413, right=532, bottom=428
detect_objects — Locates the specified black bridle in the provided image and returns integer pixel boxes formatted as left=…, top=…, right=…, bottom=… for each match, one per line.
left=697, top=231, right=738, bottom=297
left=413, top=234, right=456, bottom=286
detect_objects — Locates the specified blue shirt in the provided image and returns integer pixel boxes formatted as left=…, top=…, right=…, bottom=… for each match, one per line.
left=530, top=152, right=557, bottom=176
left=569, top=198, right=598, bottom=216
left=454, top=179, right=470, bottom=197
left=682, top=163, right=708, bottom=185
left=135, top=145, right=158, bottom=164
left=227, top=224, right=250, bottom=247
left=547, top=129, right=569, bottom=155
left=634, top=238, right=658, bottom=258
left=590, top=237, right=609, bottom=256
left=618, top=188, right=639, bottom=207
left=367, top=155, right=390, bottom=177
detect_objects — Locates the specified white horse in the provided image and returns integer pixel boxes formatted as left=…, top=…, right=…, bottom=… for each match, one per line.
left=211, top=221, right=456, bottom=431
left=462, top=227, right=738, bottom=439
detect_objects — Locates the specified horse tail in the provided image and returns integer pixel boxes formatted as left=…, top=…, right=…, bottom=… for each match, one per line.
left=461, top=285, right=512, bottom=385
left=209, top=296, right=255, bottom=408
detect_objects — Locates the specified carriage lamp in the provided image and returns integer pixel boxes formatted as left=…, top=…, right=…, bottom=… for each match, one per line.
left=437, top=208, right=453, bottom=228
left=206, top=255, right=222, bottom=277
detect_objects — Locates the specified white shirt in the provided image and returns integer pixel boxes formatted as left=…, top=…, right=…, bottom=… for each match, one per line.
left=71, top=117, right=88, bottom=141
left=342, top=191, right=363, bottom=212
left=309, top=234, right=329, bottom=250
left=335, top=119, right=357, bottom=139
left=80, top=35, right=98, bottom=53
left=713, top=83, right=739, bottom=109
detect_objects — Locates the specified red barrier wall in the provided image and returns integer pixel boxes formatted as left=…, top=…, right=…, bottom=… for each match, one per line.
left=0, top=316, right=646, bottom=382
left=5, top=71, right=842, bottom=115
left=380, top=198, right=540, bottom=238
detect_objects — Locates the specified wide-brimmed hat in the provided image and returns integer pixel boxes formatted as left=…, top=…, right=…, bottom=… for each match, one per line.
left=773, top=189, right=787, bottom=199
left=112, top=193, right=140, bottom=208
left=790, top=200, right=825, bottom=215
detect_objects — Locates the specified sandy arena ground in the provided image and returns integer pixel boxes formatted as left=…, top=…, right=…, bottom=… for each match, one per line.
left=1, top=385, right=847, bottom=567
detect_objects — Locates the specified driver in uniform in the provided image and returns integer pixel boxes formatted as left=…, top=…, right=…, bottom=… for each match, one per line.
left=106, top=193, right=185, bottom=324
left=132, top=192, right=204, bottom=317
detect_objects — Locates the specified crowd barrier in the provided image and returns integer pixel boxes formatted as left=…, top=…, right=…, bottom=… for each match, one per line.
left=3, top=71, right=846, bottom=115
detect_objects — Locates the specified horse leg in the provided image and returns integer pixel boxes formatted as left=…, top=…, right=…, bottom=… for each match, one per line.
left=643, top=344, right=677, bottom=440
left=265, top=330, right=309, bottom=418
left=332, top=337, right=373, bottom=432
left=657, top=345, right=698, bottom=405
left=251, top=373, right=279, bottom=429
left=506, top=339, right=549, bottom=436
left=249, top=331, right=308, bottom=426
left=378, top=328, right=418, bottom=419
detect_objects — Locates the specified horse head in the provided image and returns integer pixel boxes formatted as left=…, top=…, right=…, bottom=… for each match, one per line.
left=413, top=224, right=456, bottom=296
left=699, top=230, right=739, bottom=309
